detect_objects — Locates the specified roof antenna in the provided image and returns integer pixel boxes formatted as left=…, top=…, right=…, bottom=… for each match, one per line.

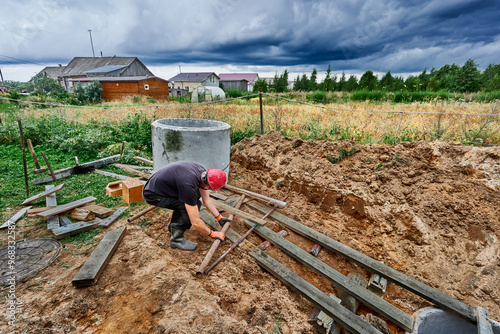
left=88, top=29, right=95, bottom=57
left=179, top=64, right=181, bottom=73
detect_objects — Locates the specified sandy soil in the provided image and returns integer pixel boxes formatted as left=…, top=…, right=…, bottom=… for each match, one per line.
left=1, top=131, right=499, bottom=333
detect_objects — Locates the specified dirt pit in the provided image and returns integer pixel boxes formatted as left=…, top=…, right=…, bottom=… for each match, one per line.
left=2, top=131, right=499, bottom=333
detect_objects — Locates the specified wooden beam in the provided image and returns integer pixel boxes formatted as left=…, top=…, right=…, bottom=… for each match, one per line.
left=85, top=204, right=114, bottom=218
left=33, top=154, right=121, bottom=185
left=245, top=220, right=414, bottom=332
left=224, top=184, right=287, bottom=207
left=114, top=164, right=151, bottom=179
left=99, top=207, right=128, bottom=227
left=93, top=169, right=130, bottom=180
left=72, top=226, right=126, bottom=287
left=212, top=200, right=266, bottom=225
left=247, top=201, right=477, bottom=323
left=0, top=206, right=31, bottom=230
left=38, top=196, right=97, bottom=218
left=133, top=156, right=153, bottom=165
left=51, top=218, right=102, bottom=239
left=45, top=185, right=60, bottom=230
left=22, top=183, right=65, bottom=205
left=251, top=248, right=383, bottom=334
left=209, top=191, right=227, bottom=201
left=58, top=215, right=72, bottom=227
left=477, top=307, right=493, bottom=334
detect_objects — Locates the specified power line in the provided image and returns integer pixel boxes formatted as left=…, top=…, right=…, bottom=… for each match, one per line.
left=0, top=55, right=46, bottom=67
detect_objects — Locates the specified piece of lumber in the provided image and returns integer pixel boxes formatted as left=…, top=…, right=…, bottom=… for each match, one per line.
left=28, top=206, right=55, bottom=216
left=18, top=117, right=30, bottom=196
left=251, top=248, right=383, bottom=334
left=85, top=204, right=114, bottom=218
left=72, top=226, right=127, bottom=287
left=477, top=307, right=493, bottom=334
left=21, top=183, right=65, bottom=205
left=198, top=195, right=245, bottom=274
left=27, top=139, right=46, bottom=173
left=99, top=207, right=128, bottom=227
left=127, top=205, right=155, bottom=223
left=247, top=201, right=477, bottom=323
left=224, top=184, right=287, bottom=207
left=59, top=215, right=72, bottom=227
left=245, top=219, right=414, bottom=332
left=0, top=206, right=31, bottom=230
left=212, top=200, right=266, bottom=225
left=133, top=156, right=153, bottom=165
left=93, top=169, right=130, bottom=180
left=45, top=185, right=59, bottom=230
left=51, top=218, right=103, bottom=239
left=69, top=208, right=95, bottom=221
left=209, top=191, right=227, bottom=201
left=38, top=196, right=97, bottom=218
left=33, top=154, right=121, bottom=185
left=114, top=163, right=151, bottom=179
left=40, top=151, right=57, bottom=182
left=199, top=211, right=254, bottom=249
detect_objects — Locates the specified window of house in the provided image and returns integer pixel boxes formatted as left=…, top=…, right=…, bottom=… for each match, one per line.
left=144, top=84, right=149, bottom=90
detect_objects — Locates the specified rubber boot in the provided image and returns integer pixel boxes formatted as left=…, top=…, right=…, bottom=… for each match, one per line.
left=170, top=226, right=197, bottom=251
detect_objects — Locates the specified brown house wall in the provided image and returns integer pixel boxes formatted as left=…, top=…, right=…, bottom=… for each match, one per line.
left=101, top=78, right=169, bottom=101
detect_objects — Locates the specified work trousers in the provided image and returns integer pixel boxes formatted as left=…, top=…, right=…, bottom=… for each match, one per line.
left=142, top=190, right=201, bottom=230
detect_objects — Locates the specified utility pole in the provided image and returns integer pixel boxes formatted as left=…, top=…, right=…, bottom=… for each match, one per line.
left=88, top=29, right=95, bottom=57
left=0, top=68, right=4, bottom=91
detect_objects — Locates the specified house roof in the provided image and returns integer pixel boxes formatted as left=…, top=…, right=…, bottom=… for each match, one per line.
left=39, top=66, right=66, bottom=80
left=168, top=72, right=219, bottom=82
left=85, top=65, right=128, bottom=74
left=61, top=57, right=139, bottom=77
left=72, top=76, right=168, bottom=83
left=218, top=73, right=258, bottom=84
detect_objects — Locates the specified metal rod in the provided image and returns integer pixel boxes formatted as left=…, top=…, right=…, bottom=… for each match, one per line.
left=258, top=230, right=288, bottom=250
left=310, top=243, right=322, bottom=257
left=40, top=151, right=57, bottom=182
left=197, top=194, right=245, bottom=274
left=127, top=205, right=156, bottom=223
left=204, top=195, right=288, bottom=274
left=259, top=87, right=264, bottom=134
left=17, top=117, right=29, bottom=196
left=223, top=184, right=287, bottom=208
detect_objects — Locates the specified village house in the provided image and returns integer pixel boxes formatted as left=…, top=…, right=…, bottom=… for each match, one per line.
left=168, top=72, right=219, bottom=93
left=218, top=73, right=259, bottom=91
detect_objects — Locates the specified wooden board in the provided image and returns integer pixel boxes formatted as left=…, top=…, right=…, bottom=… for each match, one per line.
left=132, top=156, right=153, bottom=165
left=99, top=207, right=128, bottom=227
left=251, top=248, right=383, bottom=334
left=45, top=185, right=59, bottom=230
left=85, top=204, right=114, bottom=218
left=72, top=226, right=126, bottom=287
left=224, top=184, right=287, bottom=207
left=209, top=191, right=227, bottom=201
left=245, top=220, right=414, bottom=332
left=212, top=200, right=266, bottom=225
left=247, top=201, right=477, bottom=323
left=51, top=218, right=103, bottom=239
left=0, top=206, right=31, bottom=229
left=69, top=208, right=95, bottom=221
left=21, top=183, right=65, bottom=205
left=93, top=169, right=130, bottom=180
left=114, top=164, right=151, bottom=179
left=38, top=197, right=97, bottom=218
left=33, top=154, right=120, bottom=185
left=58, top=215, right=72, bottom=227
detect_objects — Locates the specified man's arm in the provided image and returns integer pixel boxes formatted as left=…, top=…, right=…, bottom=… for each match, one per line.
left=200, top=189, right=220, bottom=218
left=185, top=203, right=225, bottom=241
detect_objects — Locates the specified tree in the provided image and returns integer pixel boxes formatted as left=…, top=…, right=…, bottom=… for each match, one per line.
left=345, top=75, right=358, bottom=91
left=31, top=72, right=65, bottom=95
left=337, top=72, right=347, bottom=91
left=482, top=63, right=500, bottom=91
left=358, top=70, right=377, bottom=90
left=309, top=68, right=318, bottom=91
left=379, top=71, right=394, bottom=91
left=323, top=65, right=336, bottom=91
left=75, top=80, right=102, bottom=104
left=457, top=59, right=481, bottom=92
left=273, top=70, right=289, bottom=92
left=253, top=78, right=269, bottom=93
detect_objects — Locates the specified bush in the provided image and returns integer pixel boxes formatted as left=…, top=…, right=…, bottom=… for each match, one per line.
left=351, top=90, right=387, bottom=102
left=75, top=80, right=102, bottom=104
left=306, top=91, right=326, bottom=103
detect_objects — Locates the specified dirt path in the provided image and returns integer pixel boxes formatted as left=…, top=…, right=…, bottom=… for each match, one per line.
left=2, top=131, right=499, bottom=333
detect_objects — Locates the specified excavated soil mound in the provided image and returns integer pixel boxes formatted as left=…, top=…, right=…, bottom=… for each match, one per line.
left=3, top=131, right=499, bottom=333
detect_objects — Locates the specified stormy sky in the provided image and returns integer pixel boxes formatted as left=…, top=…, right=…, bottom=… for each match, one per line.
left=1, top=0, right=499, bottom=81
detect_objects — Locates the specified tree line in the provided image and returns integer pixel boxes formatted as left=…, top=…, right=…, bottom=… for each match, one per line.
left=253, top=59, right=500, bottom=93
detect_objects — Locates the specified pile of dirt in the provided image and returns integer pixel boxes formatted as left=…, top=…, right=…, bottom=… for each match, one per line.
left=3, top=131, right=499, bottom=333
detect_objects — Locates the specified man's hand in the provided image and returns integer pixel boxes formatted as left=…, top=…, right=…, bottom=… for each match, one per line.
left=216, top=214, right=232, bottom=227
left=209, top=230, right=225, bottom=242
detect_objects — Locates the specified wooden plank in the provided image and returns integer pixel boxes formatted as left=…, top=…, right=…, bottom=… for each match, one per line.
left=251, top=248, right=383, bottom=334
left=85, top=204, right=114, bottom=218
left=69, top=208, right=95, bottom=221
left=33, top=154, right=120, bottom=185
left=114, top=163, right=151, bottom=179
left=212, top=200, right=266, bottom=225
left=59, top=215, right=72, bottom=227
left=93, top=169, right=130, bottom=180
left=72, top=226, right=127, bottom=287
left=45, top=185, right=59, bottom=230
left=477, top=307, right=493, bottom=334
left=133, top=156, right=153, bottom=165
left=224, top=184, right=287, bottom=207
left=38, top=196, right=97, bottom=218
left=245, top=220, right=414, bottom=332
left=209, top=191, right=227, bottom=201
left=0, top=206, right=31, bottom=229
left=247, top=201, right=477, bottom=323
left=199, top=210, right=254, bottom=249
left=51, top=218, right=103, bottom=239
left=99, top=207, right=128, bottom=227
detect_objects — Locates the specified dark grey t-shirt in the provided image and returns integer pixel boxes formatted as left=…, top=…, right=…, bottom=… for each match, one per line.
left=143, top=161, right=205, bottom=206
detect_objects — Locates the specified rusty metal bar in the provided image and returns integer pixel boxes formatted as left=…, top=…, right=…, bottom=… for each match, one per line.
left=258, top=230, right=288, bottom=250
left=197, top=194, right=246, bottom=274
left=17, top=117, right=29, bottom=196
left=127, top=205, right=156, bottom=223
left=310, top=243, right=322, bottom=257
